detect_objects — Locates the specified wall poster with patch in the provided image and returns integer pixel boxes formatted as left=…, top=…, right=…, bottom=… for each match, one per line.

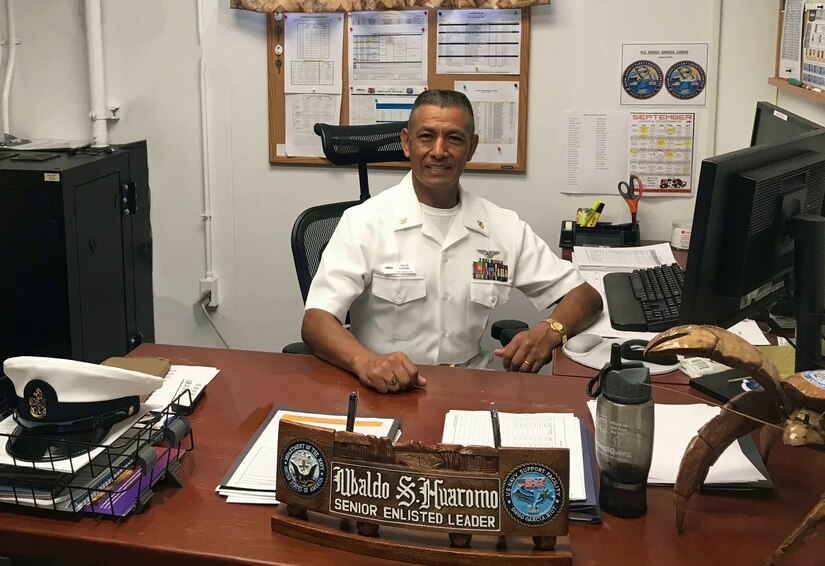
left=621, top=44, right=708, bottom=106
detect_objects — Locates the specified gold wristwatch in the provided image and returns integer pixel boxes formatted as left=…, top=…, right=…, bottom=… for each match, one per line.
left=542, top=318, right=567, bottom=345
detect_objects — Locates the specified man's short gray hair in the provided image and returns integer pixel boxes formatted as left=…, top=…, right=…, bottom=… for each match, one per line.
left=408, top=90, right=475, bottom=134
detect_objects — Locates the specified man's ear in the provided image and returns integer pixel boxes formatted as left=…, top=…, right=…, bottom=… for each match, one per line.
left=400, top=128, right=411, bottom=158
left=467, top=134, right=479, bottom=162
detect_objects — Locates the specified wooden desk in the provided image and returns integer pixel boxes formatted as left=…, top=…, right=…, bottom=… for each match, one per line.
left=0, top=345, right=823, bottom=565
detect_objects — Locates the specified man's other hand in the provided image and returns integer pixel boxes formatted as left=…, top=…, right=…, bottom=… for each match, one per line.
left=357, top=352, right=427, bottom=393
left=493, top=324, right=559, bottom=373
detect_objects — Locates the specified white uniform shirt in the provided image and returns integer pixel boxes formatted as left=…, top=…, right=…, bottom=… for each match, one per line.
left=305, top=172, right=585, bottom=368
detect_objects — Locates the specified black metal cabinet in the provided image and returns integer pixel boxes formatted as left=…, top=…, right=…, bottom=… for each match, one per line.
left=0, top=142, right=153, bottom=363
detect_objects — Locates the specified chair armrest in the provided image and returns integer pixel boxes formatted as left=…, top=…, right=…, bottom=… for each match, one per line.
left=282, top=341, right=314, bottom=355
left=491, top=320, right=529, bottom=347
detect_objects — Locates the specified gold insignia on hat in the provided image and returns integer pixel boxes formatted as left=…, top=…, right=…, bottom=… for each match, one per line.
left=399, top=217, right=407, bottom=225
left=28, top=388, right=47, bottom=419
left=477, top=220, right=485, bottom=229
left=477, top=249, right=499, bottom=259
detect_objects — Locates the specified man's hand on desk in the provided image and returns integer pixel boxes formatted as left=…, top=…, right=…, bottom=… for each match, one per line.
left=355, top=351, right=427, bottom=394
left=493, top=323, right=561, bottom=373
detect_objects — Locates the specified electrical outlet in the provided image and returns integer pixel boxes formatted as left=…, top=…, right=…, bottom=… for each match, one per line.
left=200, top=276, right=219, bottom=307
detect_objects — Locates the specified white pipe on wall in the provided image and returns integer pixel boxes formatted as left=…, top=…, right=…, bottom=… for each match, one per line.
left=197, top=0, right=214, bottom=280
left=85, top=0, right=108, bottom=147
left=2, top=0, right=18, bottom=137
left=0, top=4, right=4, bottom=137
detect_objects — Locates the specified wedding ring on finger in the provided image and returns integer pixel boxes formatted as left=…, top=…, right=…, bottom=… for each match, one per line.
left=522, top=360, right=533, bottom=369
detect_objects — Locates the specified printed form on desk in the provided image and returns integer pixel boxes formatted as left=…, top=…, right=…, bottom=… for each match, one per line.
left=217, top=408, right=401, bottom=504
left=586, top=401, right=768, bottom=486
left=442, top=411, right=586, bottom=501
left=573, top=243, right=677, bottom=272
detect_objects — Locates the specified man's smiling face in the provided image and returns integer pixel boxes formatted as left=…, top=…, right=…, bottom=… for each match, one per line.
left=400, top=104, right=479, bottom=208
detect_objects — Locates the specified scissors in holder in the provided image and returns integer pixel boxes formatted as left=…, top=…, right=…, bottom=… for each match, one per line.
left=617, top=174, right=644, bottom=225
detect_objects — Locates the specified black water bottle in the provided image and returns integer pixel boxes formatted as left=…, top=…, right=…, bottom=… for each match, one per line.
left=594, top=365, right=654, bottom=518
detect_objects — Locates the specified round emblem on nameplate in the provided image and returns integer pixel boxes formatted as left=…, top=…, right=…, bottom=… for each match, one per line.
left=622, top=60, right=664, bottom=100
left=281, top=439, right=327, bottom=497
left=502, top=463, right=564, bottom=527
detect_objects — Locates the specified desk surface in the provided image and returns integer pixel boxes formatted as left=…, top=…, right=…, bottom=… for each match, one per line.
left=0, top=344, right=823, bottom=565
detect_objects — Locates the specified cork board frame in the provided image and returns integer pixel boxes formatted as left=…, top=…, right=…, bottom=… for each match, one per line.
left=267, top=8, right=530, bottom=171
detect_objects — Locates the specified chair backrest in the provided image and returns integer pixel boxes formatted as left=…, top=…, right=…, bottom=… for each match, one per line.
left=292, top=122, right=409, bottom=304
left=314, top=121, right=408, bottom=201
left=291, top=200, right=361, bottom=304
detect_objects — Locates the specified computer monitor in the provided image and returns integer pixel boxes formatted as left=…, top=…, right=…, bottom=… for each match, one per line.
left=679, top=129, right=825, bottom=371
left=750, top=101, right=822, bottom=147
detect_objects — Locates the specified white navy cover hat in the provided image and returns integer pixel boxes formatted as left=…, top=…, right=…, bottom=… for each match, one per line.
left=3, top=356, right=164, bottom=462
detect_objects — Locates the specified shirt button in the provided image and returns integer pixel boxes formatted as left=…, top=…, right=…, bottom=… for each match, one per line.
left=441, top=330, right=447, bottom=337
left=394, top=293, right=403, bottom=302
left=442, top=292, right=450, bottom=300
left=442, top=256, right=449, bottom=263
left=491, top=297, right=497, bottom=305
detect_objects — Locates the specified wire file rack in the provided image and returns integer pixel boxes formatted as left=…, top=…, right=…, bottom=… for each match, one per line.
left=0, top=385, right=195, bottom=519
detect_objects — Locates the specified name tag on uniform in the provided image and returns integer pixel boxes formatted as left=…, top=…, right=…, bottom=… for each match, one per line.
left=383, top=263, right=416, bottom=275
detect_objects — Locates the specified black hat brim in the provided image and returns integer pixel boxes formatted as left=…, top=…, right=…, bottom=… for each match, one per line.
left=6, top=424, right=109, bottom=462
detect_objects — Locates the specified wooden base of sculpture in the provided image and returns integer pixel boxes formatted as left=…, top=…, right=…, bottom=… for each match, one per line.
left=271, top=504, right=572, bottom=565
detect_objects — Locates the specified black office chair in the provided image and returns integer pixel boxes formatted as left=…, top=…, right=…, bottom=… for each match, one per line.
left=313, top=121, right=409, bottom=202
left=283, top=121, right=409, bottom=354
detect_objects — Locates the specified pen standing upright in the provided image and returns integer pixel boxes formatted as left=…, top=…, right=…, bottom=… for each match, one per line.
left=346, top=392, right=358, bottom=432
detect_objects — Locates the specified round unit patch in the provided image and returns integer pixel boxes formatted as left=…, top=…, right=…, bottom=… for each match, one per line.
left=280, top=439, right=327, bottom=497
left=801, top=370, right=825, bottom=389
left=665, top=61, right=706, bottom=100
left=502, top=463, right=564, bottom=527
left=622, top=61, right=664, bottom=99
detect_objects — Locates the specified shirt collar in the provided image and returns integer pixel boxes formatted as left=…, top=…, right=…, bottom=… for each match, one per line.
left=391, top=171, right=489, bottom=237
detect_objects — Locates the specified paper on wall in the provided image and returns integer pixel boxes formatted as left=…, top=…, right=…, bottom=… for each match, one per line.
left=628, top=113, right=694, bottom=196
left=284, top=93, right=341, bottom=157
left=437, top=9, right=521, bottom=75
left=455, top=80, right=519, bottom=164
left=284, top=13, right=344, bottom=94
left=620, top=43, right=709, bottom=106
left=562, top=111, right=629, bottom=194
left=348, top=11, right=428, bottom=87
left=348, top=85, right=424, bottom=125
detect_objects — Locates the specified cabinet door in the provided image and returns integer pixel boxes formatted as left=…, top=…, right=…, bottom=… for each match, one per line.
left=74, top=173, right=128, bottom=363
left=0, top=186, right=72, bottom=359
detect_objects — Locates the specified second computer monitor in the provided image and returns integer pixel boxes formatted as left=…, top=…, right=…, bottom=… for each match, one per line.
left=750, top=101, right=822, bottom=147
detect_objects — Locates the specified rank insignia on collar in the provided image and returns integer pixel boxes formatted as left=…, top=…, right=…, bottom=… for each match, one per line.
left=477, top=220, right=485, bottom=229
left=399, top=217, right=407, bottom=225
left=477, top=249, right=499, bottom=259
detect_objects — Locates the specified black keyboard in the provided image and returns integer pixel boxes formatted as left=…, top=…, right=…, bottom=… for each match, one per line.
left=603, top=263, right=685, bottom=332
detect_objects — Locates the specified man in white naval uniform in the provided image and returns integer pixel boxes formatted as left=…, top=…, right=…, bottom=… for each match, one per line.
left=302, top=90, right=602, bottom=394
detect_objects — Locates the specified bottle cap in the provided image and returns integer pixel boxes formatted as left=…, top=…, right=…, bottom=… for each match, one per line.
left=602, top=367, right=651, bottom=404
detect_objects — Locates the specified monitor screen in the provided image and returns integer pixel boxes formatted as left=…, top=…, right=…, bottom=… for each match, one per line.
left=750, top=101, right=822, bottom=147
left=679, top=129, right=825, bottom=368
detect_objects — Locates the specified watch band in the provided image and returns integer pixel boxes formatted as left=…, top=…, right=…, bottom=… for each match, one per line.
left=542, top=317, right=567, bottom=345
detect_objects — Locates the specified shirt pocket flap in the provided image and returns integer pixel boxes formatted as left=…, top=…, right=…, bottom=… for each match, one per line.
left=469, top=281, right=511, bottom=308
left=372, top=275, right=427, bottom=305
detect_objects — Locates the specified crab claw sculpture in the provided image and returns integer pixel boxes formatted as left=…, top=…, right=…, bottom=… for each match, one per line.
left=646, top=324, right=825, bottom=564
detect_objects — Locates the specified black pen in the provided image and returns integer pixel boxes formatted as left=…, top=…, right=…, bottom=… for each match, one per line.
left=346, top=391, right=358, bottom=432
left=490, top=402, right=501, bottom=449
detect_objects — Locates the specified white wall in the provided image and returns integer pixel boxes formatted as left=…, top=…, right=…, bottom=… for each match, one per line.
left=0, top=0, right=795, bottom=360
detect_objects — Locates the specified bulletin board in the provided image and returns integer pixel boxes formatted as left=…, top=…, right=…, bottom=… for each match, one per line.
left=266, top=8, right=531, bottom=171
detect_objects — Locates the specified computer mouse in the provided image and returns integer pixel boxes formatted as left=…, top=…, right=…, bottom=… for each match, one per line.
left=565, top=333, right=604, bottom=354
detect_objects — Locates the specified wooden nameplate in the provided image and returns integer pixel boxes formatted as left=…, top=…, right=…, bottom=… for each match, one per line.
left=272, top=420, right=572, bottom=565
